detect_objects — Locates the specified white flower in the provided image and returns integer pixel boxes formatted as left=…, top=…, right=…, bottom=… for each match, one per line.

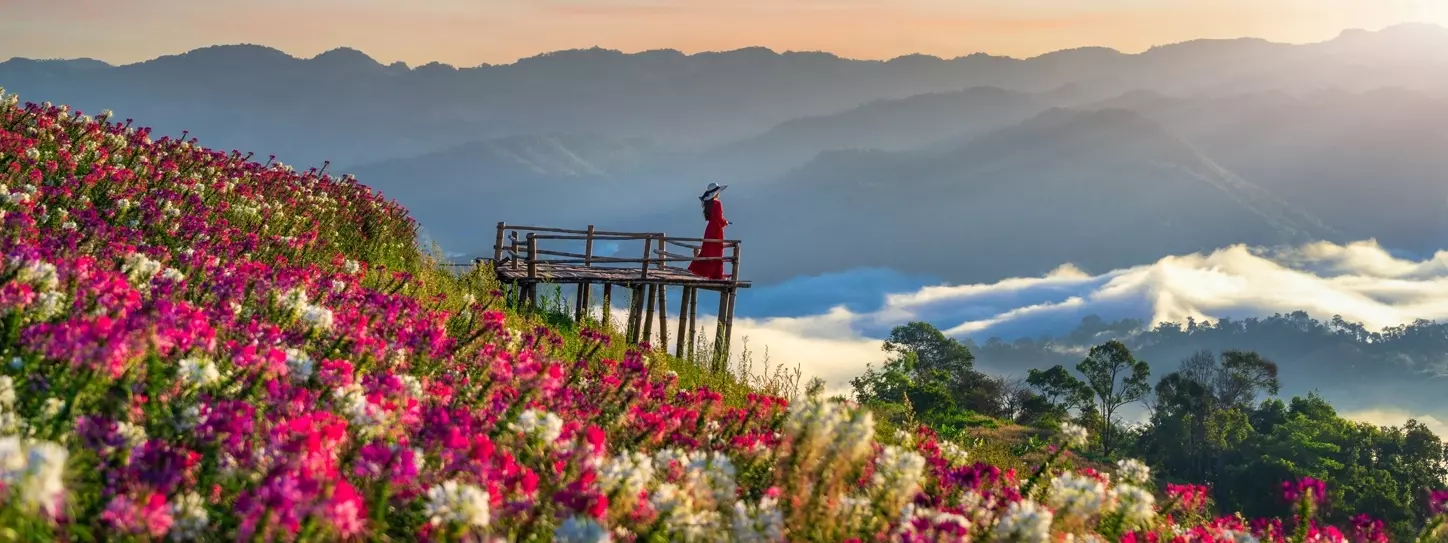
left=169, top=492, right=209, bottom=541
left=160, top=267, right=185, bottom=283
left=300, top=304, right=334, bottom=333
left=0, top=376, right=14, bottom=407
left=16, top=260, right=59, bottom=291
left=285, top=349, right=314, bottom=382
left=115, top=421, right=148, bottom=449
left=993, top=499, right=1053, bottom=543
left=333, top=384, right=387, bottom=437
left=121, top=252, right=163, bottom=286
left=1046, top=471, right=1110, bottom=519
left=598, top=451, right=655, bottom=503
left=330, top=279, right=346, bottom=294
left=1116, top=458, right=1151, bottom=485
left=731, top=496, right=785, bottom=543
left=939, top=440, right=970, bottom=465
left=343, top=259, right=361, bottom=275
left=872, top=445, right=928, bottom=514
left=1058, top=422, right=1089, bottom=448
left=41, top=398, right=64, bottom=420
left=178, top=357, right=221, bottom=389
left=424, top=480, right=491, bottom=529
left=510, top=409, right=564, bottom=446
left=19, top=439, right=68, bottom=518
left=554, top=516, right=612, bottom=543
left=177, top=404, right=208, bottom=431
left=1114, top=484, right=1157, bottom=529
left=399, top=375, right=424, bottom=399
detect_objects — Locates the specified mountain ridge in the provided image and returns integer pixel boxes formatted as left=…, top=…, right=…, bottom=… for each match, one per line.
left=11, top=22, right=1442, bottom=69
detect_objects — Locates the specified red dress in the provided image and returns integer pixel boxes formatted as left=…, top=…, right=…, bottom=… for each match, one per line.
left=688, top=199, right=728, bottom=280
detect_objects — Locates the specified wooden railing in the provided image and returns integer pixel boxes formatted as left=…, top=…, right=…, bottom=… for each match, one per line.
left=490, top=223, right=743, bottom=284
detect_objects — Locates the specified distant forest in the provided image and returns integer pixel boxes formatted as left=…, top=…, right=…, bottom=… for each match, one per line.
left=966, top=311, right=1448, bottom=398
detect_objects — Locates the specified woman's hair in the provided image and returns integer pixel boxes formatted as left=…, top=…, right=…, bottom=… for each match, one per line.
left=700, top=197, right=711, bottom=221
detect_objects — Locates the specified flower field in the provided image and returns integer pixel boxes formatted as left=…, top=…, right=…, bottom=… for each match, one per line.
left=0, top=88, right=1445, bottom=542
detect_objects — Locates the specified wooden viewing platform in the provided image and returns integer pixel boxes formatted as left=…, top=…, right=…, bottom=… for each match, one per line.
left=482, top=222, right=749, bottom=370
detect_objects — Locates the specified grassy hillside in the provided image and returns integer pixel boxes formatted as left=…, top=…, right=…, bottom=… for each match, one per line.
left=0, top=88, right=1442, bottom=542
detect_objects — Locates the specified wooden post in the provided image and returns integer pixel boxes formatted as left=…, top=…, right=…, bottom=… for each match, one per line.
left=602, top=284, right=613, bottom=330
left=526, top=234, right=539, bottom=311
left=579, top=225, right=595, bottom=323
left=574, top=283, right=586, bottom=323
left=714, top=289, right=730, bottom=373
left=585, top=225, right=595, bottom=265
left=639, top=237, right=653, bottom=280
left=730, top=242, right=741, bottom=283
left=675, top=287, right=691, bottom=358
left=687, top=288, right=699, bottom=362
left=658, top=285, right=669, bottom=352
left=629, top=285, right=646, bottom=343
left=509, top=232, right=520, bottom=270
left=493, top=222, right=506, bottom=262
left=722, top=288, right=737, bottom=363
left=642, top=284, right=657, bottom=345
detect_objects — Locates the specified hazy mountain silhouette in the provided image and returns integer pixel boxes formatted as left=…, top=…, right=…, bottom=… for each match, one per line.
left=698, top=86, right=1055, bottom=181
left=5, top=23, right=1448, bottom=168
left=1079, top=88, right=1448, bottom=254
left=656, top=108, right=1341, bottom=283
left=349, top=133, right=676, bottom=250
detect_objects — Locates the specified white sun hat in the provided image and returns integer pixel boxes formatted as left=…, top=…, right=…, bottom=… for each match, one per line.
left=700, top=182, right=728, bottom=200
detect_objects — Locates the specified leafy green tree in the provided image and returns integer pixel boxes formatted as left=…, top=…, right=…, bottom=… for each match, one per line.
left=1026, top=365, right=1092, bottom=414
left=1075, top=340, right=1151, bottom=455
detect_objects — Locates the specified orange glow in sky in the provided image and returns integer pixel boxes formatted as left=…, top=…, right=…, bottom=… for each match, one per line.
left=2, top=0, right=1447, bottom=65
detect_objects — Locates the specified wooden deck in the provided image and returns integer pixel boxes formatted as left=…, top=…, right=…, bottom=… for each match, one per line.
left=487, top=223, right=746, bottom=370
left=493, top=258, right=750, bottom=289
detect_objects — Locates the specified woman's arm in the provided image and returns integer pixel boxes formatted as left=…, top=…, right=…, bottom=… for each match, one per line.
left=711, top=200, right=729, bottom=227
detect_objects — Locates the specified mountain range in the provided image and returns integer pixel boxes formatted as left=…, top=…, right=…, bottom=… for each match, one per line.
left=5, top=23, right=1448, bottom=284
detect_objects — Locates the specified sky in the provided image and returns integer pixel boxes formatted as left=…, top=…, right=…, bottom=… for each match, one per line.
left=3, top=0, right=1448, bottom=66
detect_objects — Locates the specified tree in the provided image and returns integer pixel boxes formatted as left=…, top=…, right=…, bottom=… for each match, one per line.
left=1026, top=365, right=1092, bottom=413
left=1075, top=340, right=1151, bottom=455
left=880, top=321, right=1003, bottom=417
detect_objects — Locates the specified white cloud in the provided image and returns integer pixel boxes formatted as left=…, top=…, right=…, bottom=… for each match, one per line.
left=692, top=239, right=1448, bottom=414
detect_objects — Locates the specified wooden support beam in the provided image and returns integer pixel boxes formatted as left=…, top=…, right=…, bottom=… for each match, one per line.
left=628, top=285, right=646, bottom=344
left=714, top=290, right=730, bottom=373
left=675, top=287, right=691, bottom=358
left=580, top=283, right=592, bottom=322
left=658, top=285, right=669, bottom=352
left=687, top=287, right=699, bottom=363
left=574, top=283, right=586, bottom=322
left=601, top=284, right=612, bottom=330
left=642, top=284, right=657, bottom=345
left=723, top=288, right=737, bottom=364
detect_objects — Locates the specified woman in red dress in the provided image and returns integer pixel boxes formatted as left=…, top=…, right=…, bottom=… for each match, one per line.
left=688, top=183, right=732, bottom=280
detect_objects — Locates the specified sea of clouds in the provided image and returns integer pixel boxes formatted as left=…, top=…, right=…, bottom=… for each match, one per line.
left=670, top=239, right=1448, bottom=434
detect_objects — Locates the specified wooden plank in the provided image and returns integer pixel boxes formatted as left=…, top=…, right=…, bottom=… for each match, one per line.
left=504, top=225, right=662, bottom=238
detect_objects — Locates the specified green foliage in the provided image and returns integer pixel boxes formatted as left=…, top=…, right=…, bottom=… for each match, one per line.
left=1076, top=340, right=1151, bottom=455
